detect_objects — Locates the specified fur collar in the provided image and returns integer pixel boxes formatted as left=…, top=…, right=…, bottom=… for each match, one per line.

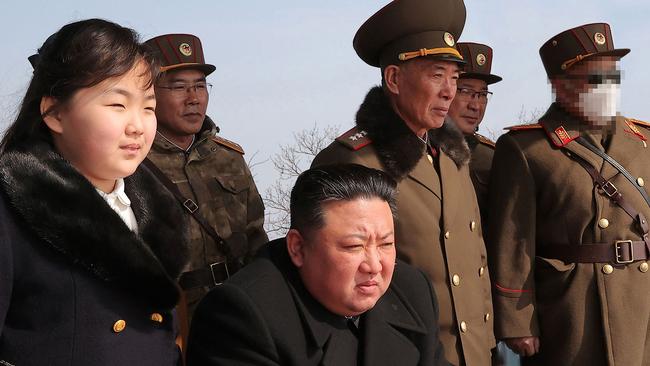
left=355, top=86, right=469, bottom=179
left=0, top=142, right=189, bottom=310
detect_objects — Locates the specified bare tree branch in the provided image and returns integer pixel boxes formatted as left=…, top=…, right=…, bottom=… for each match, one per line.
left=263, top=123, right=340, bottom=237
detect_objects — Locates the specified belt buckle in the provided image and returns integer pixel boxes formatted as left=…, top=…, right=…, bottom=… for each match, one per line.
left=601, top=181, right=619, bottom=198
left=183, top=199, right=199, bottom=213
left=614, top=240, right=634, bottom=264
left=209, top=261, right=230, bottom=286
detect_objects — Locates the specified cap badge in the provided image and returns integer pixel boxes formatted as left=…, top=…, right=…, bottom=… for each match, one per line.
left=179, top=43, right=193, bottom=56
left=443, top=32, right=455, bottom=47
left=594, top=32, right=606, bottom=45
left=476, top=53, right=486, bottom=66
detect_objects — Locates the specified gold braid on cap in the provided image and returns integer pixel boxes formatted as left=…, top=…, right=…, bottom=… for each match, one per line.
left=398, top=47, right=463, bottom=62
left=561, top=53, right=595, bottom=70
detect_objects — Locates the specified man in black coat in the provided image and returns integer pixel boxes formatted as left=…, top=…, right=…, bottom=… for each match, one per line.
left=187, top=164, right=450, bottom=366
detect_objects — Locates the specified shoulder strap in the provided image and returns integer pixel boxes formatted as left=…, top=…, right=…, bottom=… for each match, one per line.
left=575, top=136, right=650, bottom=208
left=141, top=158, right=231, bottom=257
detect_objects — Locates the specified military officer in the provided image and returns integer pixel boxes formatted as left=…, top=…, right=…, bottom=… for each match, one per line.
left=311, top=0, right=495, bottom=364
left=488, top=23, right=650, bottom=365
left=144, top=34, right=268, bottom=321
left=447, top=42, right=502, bottom=225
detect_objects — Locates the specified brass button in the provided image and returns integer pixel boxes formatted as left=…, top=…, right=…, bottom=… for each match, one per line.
left=598, top=218, right=609, bottom=229
left=602, top=264, right=614, bottom=274
left=638, top=177, right=645, bottom=187
left=444, top=231, right=450, bottom=239
left=150, top=313, right=164, bottom=323
left=427, top=154, right=433, bottom=163
left=470, top=221, right=477, bottom=232
left=460, top=321, right=468, bottom=333
left=479, top=266, right=485, bottom=277
left=452, top=274, right=461, bottom=286
left=484, top=313, right=490, bottom=322
left=113, top=319, right=126, bottom=333
left=640, top=262, right=649, bottom=273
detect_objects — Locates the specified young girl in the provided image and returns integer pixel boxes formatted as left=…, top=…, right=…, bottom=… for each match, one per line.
left=0, top=19, right=188, bottom=365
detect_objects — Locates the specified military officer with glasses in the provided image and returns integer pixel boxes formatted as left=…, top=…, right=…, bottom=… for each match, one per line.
left=448, top=42, right=501, bottom=226
left=144, top=34, right=268, bottom=327
left=488, top=23, right=650, bottom=365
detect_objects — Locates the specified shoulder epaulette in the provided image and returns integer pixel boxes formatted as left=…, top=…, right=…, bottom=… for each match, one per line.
left=335, top=127, right=372, bottom=151
left=474, top=133, right=496, bottom=148
left=627, top=118, right=650, bottom=128
left=210, top=135, right=245, bottom=155
left=504, top=123, right=543, bottom=131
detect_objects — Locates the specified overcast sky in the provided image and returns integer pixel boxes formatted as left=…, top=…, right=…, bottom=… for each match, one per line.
left=1, top=0, right=649, bottom=194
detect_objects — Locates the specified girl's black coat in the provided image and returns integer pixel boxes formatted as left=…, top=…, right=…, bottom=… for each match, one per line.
left=0, top=142, right=188, bottom=366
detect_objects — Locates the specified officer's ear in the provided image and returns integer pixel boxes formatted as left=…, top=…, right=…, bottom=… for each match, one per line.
left=40, top=96, right=63, bottom=134
left=383, top=65, right=402, bottom=95
left=286, top=229, right=306, bottom=268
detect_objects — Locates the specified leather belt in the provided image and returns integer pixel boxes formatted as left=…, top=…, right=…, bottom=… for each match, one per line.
left=179, top=260, right=240, bottom=289
left=538, top=241, right=649, bottom=264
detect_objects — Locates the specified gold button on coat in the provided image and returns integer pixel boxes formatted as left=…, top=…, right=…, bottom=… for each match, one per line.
left=460, top=321, right=468, bottom=333
left=444, top=231, right=450, bottom=239
left=470, top=221, right=477, bottom=232
left=484, top=313, right=490, bottom=322
left=479, top=267, right=485, bottom=277
left=602, top=264, right=614, bottom=274
left=150, top=313, right=164, bottom=323
left=598, top=218, right=609, bottom=229
left=452, top=274, right=461, bottom=286
left=113, top=319, right=126, bottom=333
left=640, top=262, right=649, bottom=273
left=427, top=154, right=433, bottom=163
left=638, top=177, right=645, bottom=187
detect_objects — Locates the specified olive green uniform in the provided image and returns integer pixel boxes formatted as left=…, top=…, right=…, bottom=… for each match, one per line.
left=488, top=103, right=650, bottom=365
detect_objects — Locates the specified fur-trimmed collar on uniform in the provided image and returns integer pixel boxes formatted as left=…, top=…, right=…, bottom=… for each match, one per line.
left=355, top=86, right=469, bottom=179
left=0, top=141, right=189, bottom=310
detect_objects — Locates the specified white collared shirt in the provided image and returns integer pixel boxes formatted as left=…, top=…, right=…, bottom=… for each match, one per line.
left=96, top=178, right=138, bottom=232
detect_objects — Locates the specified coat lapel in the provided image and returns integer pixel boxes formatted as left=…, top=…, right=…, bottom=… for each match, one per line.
left=407, top=154, right=442, bottom=200
left=600, top=117, right=646, bottom=180
left=361, top=288, right=426, bottom=366
left=440, top=151, right=461, bottom=228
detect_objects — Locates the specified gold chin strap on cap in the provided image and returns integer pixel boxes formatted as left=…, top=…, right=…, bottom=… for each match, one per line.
left=561, top=53, right=595, bottom=70
left=398, top=47, right=463, bottom=62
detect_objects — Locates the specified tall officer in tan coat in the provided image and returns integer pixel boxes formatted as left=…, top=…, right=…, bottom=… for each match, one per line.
left=144, top=34, right=268, bottom=321
left=312, top=1, right=494, bottom=364
left=448, top=42, right=501, bottom=225
left=488, top=23, right=650, bottom=365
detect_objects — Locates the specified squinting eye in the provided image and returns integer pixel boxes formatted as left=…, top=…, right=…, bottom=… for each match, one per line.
left=195, top=84, right=207, bottom=90
left=172, top=86, right=186, bottom=92
left=109, top=104, right=126, bottom=109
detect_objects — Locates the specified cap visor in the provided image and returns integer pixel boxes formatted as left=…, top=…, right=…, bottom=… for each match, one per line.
left=460, top=72, right=502, bottom=85
left=160, top=63, right=216, bottom=76
left=426, top=53, right=466, bottom=65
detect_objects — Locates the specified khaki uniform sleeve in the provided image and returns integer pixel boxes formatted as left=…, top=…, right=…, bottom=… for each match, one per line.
left=487, top=133, right=540, bottom=339
left=243, top=163, right=268, bottom=261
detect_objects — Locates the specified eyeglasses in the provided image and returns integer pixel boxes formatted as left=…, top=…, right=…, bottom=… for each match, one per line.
left=456, top=88, right=493, bottom=104
left=157, top=82, right=212, bottom=97
left=564, top=72, right=621, bottom=85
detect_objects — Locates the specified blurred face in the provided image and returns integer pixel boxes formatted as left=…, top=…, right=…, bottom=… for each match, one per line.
left=154, top=69, right=209, bottom=139
left=287, top=198, right=396, bottom=317
left=448, top=78, right=489, bottom=135
left=552, top=56, right=621, bottom=125
left=43, top=61, right=156, bottom=193
left=385, top=58, right=460, bottom=136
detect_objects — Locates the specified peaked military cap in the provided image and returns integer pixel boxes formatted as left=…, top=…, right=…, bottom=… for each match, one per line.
left=539, top=23, right=630, bottom=78
left=457, top=42, right=501, bottom=84
left=353, top=0, right=466, bottom=68
left=144, top=34, right=216, bottom=76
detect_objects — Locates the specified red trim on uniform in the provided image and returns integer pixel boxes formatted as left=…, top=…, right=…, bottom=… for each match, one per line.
left=154, top=38, right=174, bottom=66
left=167, top=35, right=183, bottom=63
left=571, top=28, right=590, bottom=53
left=495, top=283, right=533, bottom=293
left=352, top=140, right=372, bottom=151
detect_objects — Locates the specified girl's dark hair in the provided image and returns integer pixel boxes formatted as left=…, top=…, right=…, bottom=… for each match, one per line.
left=290, top=164, right=398, bottom=235
left=1, top=18, right=159, bottom=152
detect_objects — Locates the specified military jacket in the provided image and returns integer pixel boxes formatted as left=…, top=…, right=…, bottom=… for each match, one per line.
left=147, top=118, right=267, bottom=314
left=466, top=133, right=495, bottom=226
left=312, top=87, right=495, bottom=366
left=488, top=103, right=650, bottom=366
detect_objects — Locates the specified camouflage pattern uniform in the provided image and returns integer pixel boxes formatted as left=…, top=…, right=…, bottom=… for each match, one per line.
left=147, top=116, right=267, bottom=318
